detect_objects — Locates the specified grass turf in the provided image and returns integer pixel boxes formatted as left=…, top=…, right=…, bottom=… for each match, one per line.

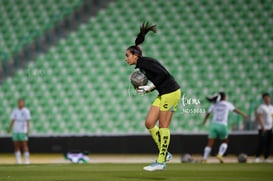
left=0, top=163, right=272, bottom=181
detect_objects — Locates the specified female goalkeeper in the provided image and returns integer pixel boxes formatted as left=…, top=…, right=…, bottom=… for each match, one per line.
left=125, top=22, right=181, bottom=171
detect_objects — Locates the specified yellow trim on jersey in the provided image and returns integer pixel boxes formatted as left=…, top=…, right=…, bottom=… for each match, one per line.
left=152, top=89, right=181, bottom=112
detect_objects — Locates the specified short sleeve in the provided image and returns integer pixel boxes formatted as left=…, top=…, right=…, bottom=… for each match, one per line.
left=25, top=109, right=31, bottom=120
left=208, top=104, right=214, bottom=113
left=228, top=102, right=235, bottom=111
left=10, top=109, right=16, bottom=120
left=256, top=105, right=264, bottom=114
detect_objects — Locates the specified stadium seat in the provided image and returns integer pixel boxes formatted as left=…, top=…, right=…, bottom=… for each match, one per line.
left=0, top=0, right=83, bottom=63
left=0, top=0, right=272, bottom=135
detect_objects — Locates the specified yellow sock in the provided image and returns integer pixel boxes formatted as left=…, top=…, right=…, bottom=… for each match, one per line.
left=157, top=128, right=170, bottom=163
left=148, top=126, right=160, bottom=150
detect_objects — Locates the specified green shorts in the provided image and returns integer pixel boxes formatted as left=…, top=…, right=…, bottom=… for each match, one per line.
left=209, top=123, right=228, bottom=140
left=12, top=133, right=28, bottom=141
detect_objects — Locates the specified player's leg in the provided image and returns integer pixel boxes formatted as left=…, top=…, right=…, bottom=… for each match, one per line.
left=144, top=110, right=173, bottom=171
left=21, top=133, right=30, bottom=164
left=264, top=130, right=272, bottom=162
left=145, top=104, right=160, bottom=150
left=255, top=129, right=264, bottom=162
left=157, top=110, right=173, bottom=163
left=202, top=123, right=217, bottom=162
left=12, top=133, right=21, bottom=164
left=22, top=141, right=30, bottom=164
left=216, top=125, right=228, bottom=163
left=156, top=89, right=180, bottom=165
left=14, top=141, right=21, bottom=164
left=216, top=140, right=228, bottom=163
left=217, top=139, right=228, bottom=156
left=144, top=89, right=180, bottom=171
left=202, top=138, right=215, bottom=162
left=145, top=106, right=173, bottom=162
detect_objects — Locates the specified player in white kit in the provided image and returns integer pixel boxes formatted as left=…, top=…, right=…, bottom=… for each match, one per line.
left=255, top=93, right=273, bottom=163
left=201, top=92, right=247, bottom=163
left=8, top=99, right=31, bottom=164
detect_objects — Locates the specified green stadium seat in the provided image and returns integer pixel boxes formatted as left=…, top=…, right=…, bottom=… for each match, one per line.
left=0, top=0, right=83, bottom=64
left=0, top=0, right=272, bottom=134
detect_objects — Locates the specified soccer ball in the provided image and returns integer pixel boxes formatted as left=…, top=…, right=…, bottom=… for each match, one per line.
left=181, top=153, right=193, bottom=163
left=130, top=70, right=148, bottom=89
left=237, top=153, right=247, bottom=163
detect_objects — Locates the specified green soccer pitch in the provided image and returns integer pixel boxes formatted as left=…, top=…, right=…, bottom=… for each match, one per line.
left=0, top=163, right=272, bottom=181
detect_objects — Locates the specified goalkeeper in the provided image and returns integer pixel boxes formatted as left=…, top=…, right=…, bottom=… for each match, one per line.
left=125, top=22, right=181, bottom=171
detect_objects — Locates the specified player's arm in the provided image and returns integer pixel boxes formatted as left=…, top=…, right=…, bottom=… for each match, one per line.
left=8, top=119, right=14, bottom=133
left=233, top=109, right=248, bottom=121
left=26, top=120, right=30, bottom=136
left=256, top=112, right=265, bottom=132
left=201, top=112, right=210, bottom=125
left=255, top=106, right=266, bottom=132
left=137, top=58, right=168, bottom=86
left=26, top=110, right=31, bottom=135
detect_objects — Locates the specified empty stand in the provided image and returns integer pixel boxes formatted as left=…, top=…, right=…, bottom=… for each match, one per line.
left=0, top=0, right=272, bottom=134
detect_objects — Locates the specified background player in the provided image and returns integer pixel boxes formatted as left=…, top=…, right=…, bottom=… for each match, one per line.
left=255, top=93, right=273, bottom=163
left=8, top=99, right=31, bottom=164
left=125, top=22, right=181, bottom=171
left=201, top=92, right=247, bottom=163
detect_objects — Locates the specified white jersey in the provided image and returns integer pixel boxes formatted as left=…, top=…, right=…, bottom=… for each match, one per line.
left=256, top=103, right=273, bottom=130
left=10, top=107, right=31, bottom=133
left=208, top=101, right=235, bottom=126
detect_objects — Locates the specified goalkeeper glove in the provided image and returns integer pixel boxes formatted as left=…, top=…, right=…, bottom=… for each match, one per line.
left=136, top=83, right=155, bottom=95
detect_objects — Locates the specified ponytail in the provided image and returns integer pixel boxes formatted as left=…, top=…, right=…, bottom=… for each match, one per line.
left=206, top=91, right=226, bottom=103
left=135, top=21, right=157, bottom=46
left=127, top=21, right=156, bottom=57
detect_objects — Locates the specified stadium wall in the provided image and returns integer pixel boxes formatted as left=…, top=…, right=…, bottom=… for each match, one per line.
left=1, top=132, right=272, bottom=156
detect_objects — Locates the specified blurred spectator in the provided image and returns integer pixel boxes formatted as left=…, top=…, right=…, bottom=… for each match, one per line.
left=255, top=93, right=273, bottom=163
left=8, top=99, right=31, bottom=164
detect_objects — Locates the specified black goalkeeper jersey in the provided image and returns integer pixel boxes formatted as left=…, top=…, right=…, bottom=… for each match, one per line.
left=135, top=56, right=180, bottom=95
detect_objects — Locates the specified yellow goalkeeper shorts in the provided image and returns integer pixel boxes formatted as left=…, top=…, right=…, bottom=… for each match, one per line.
left=152, top=89, right=181, bottom=112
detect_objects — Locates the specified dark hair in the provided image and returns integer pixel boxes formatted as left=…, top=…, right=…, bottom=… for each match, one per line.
left=18, top=98, right=24, bottom=102
left=219, top=91, right=226, bottom=100
left=206, top=91, right=226, bottom=103
left=127, top=22, right=157, bottom=57
left=262, top=92, right=270, bottom=98
left=127, top=45, right=143, bottom=57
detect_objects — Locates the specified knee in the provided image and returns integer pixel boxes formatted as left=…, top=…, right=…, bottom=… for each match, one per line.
left=14, top=143, right=20, bottom=150
left=207, top=139, right=215, bottom=147
left=145, top=120, right=154, bottom=129
left=207, top=143, right=214, bottom=147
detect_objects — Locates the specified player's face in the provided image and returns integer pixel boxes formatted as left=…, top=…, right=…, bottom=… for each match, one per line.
left=125, top=50, right=138, bottom=65
left=263, top=96, right=271, bottom=105
left=18, top=100, right=24, bottom=109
